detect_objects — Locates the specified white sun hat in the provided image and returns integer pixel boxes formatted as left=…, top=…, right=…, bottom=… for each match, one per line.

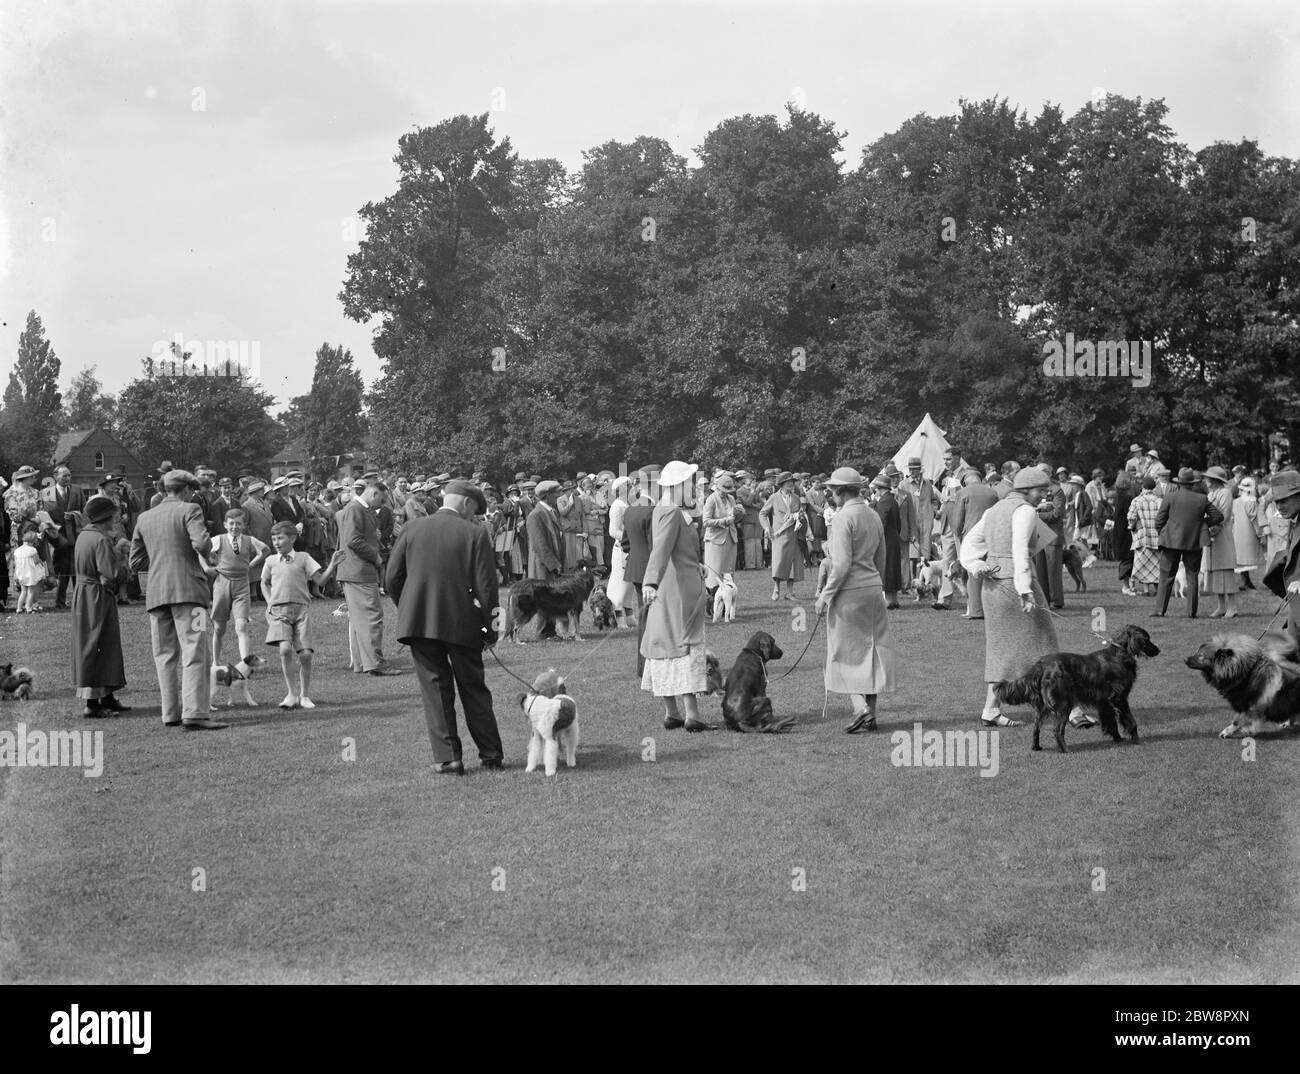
left=658, top=460, right=699, bottom=487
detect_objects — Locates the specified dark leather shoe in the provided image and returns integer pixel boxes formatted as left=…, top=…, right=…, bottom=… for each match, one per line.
left=83, top=704, right=109, bottom=718
left=931, top=602, right=950, bottom=611
left=367, top=665, right=404, bottom=676
left=663, top=715, right=685, bottom=729
left=481, top=759, right=504, bottom=770
left=163, top=720, right=182, bottom=727
left=1148, top=611, right=1165, bottom=618
left=182, top=717, right=229, bottom=731
left=684, top=718, right=716, bottom=732
left=100, top=695, right=132, bottom=712
left=844, top=713, right=876, bottom=734
left=886, top=602, right=900, bottom=610
left=433, top=761, right=465, bottom=775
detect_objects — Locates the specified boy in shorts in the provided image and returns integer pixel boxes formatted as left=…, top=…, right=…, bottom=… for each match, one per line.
left=208, top=508, right=270, bottom=664
left=261, top=521, right=344, bottom=710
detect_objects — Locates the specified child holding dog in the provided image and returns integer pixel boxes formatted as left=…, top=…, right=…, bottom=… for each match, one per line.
left=208, top=508, right=270, bottom=664
left=261, top=522, right=344, bottom=710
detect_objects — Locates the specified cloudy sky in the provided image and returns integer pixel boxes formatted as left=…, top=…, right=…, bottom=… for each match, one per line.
left=2, top=0, right=1296, bottom=411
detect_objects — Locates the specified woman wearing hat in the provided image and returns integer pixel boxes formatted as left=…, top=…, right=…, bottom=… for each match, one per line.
left=1125, top=476, right=1163, bottom=597
left=605, top=475, right=637, bottom=628
left=1231, top=476, right=1265, bottom=592
left=5, top=465, right=41, bottom=548
left=815, top=468, right=894, bottom=732
left=641, top=461, right=713, bottom=731
left=759, top=472, right=806, bottom=600
left=702, top=472, right=739, bottom=599
left=1200, top=466, right=1239, bottom=617
left=959, top=466, right=1061, bottom=726
left=71, top=495, right=131, bottom=717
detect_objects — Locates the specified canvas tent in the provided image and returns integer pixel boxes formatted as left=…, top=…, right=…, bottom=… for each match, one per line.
left=891, top=414, right=951, bottom=483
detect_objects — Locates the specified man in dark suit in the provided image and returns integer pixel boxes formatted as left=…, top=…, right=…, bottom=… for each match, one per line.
left=1032, top=465, right=1068, bottom=609
left=270, top=474, right=308, bottom=549
left=129, top=470, right=224, bottom=730
left=526, top=480, right=564, bottom=579
left=387, top=480, right=503, bottom=775
left=1262, top=470, right=1300, bottom=647
left=952, top=468, right=998, bottom=619
left=42, top=465, right=85, bottom=608
left=1152, top=467, right=1225, bottom=618
left=337, top=479, right=399, bottom=675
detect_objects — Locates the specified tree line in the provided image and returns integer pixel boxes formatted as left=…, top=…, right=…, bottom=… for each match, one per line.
left=343, top=97, right=1299, bottom=477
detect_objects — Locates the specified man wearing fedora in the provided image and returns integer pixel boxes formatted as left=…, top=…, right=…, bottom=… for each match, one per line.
left=1262, top=470, right=1300, bottom=648
left=338, top=478, right=400, bottom=675
left=1151, top=468, right=1224, bottom=618
left=387, top=479, right=504, bottom=774
left=129, top=470, right=225, bottom=730
left=270, top=473, right=308, bottom=550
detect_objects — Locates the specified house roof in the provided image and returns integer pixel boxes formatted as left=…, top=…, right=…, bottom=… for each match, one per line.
left=269, top=437, right=309, bottom=465
left=53, top=429, right=95, bottom=464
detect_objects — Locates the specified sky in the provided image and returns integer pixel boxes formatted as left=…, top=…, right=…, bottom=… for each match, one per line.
left=1, top=0, right=1297, bottom=413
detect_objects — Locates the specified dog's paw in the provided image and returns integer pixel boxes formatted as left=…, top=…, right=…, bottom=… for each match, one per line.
left=1218, top=724, right=1241, bottom=739
left=247, top=700, right=259, bottom=708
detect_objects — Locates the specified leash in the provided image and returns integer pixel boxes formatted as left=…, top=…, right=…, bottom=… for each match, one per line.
left=769, top=610, right=825, bottom=681
left=486, top=614, right=624, bottom=692
left=1256, top=600, right=1290, bottom=641
left=984, top=571, right=1108, bottom=644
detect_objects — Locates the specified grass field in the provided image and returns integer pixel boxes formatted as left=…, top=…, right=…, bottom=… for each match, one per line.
left=1, top=564, right=1297, bottom=984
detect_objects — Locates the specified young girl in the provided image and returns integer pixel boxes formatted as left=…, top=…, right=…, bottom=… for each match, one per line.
left=13, top=527, right=46, bottom=612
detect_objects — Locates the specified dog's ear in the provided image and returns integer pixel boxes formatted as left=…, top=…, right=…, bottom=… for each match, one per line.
left=758, top=633, right=775, bottom=661
left=1215, top=648, right=1233, bottom=661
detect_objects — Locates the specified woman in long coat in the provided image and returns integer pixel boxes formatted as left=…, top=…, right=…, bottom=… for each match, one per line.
left=870, top=476, right=904, bottom=607
left=815, top=468, right=894, bottom=733
left=641, top=460, right=713, bottom=731
left=72, top=495, right=131, bottom=718
left=701, top=473, right=739, bottom=597
left=605, top=476, right=636, bottom=628
left=759, top=472, right=805, bottom=600
left=1125, top=477, right=1163, bottom=596
left=1232, top=476, right=1265, bottom=590
left=1113, top=470, right=1136, bottom=594
left=959, top=468, right=1060, bottom=726
left=1201, top=467, right=1238, bottom=617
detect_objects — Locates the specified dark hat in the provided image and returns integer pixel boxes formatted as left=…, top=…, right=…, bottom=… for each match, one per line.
left=360, top=471, right=379, bottom=482
left=907, top=457, right=922, bottom=468
left=1268, top=470, right=1300, bottom=500
left=1173, top=467, right=1198, bottom=486
left=529, top=474, right=542, bottom=483
left=869, top=474, right=892, bottom=491
left=84, top=494, right=118, bottom=524
left=882, top=461, right=901, bottom=478
left=163, top=469, right=199, bottom=491
left=443, top=479, right=487, bottom=513
left=774, top=471, right=794, bottom=486
left=1012, top=468, right=1050, bottom=491
left=97, top=473, right=122, bottom=487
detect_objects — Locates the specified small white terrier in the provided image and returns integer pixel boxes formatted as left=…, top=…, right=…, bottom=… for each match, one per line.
left=712, top=573, right=738, bottom=623
left=519, top=668, right=580, bottom=776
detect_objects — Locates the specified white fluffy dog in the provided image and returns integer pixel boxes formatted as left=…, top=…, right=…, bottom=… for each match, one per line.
left=712, top=573, right=738, bottom=623
left=518, top=668, right=580, bottom=776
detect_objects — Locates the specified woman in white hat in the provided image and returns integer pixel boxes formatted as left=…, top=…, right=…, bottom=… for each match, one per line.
left=605, top=474, right=637, bottom=628
left=759, top=472, right=805, bottom=601
left=959, top=466, right=1060, bottom=726
left=1200, top=466, right=1238, bottom=617
left=814, top=468, right=895, bottom=733
left=1232, top=476, right=1264, bottom=592
left=641, top=461, right=714, bottom=731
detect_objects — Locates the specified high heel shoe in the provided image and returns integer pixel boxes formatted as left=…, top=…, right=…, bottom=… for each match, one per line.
left=844, top=713, right=876, bottom=734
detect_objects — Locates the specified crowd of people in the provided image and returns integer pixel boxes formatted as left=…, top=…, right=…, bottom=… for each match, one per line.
left=3, top=440, right=1299, bottom=767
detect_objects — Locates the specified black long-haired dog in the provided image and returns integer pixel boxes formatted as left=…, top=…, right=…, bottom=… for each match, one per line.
left=1186, top=632, right=1300, bottom=738
left=995, top=624, right=1160, bottom=753
left=505, top=563, right=596, bottom=642
left=721, top=631, right=793, bottom=732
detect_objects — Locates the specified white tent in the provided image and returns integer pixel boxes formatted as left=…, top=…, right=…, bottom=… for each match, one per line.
left=891, top=413, right=951, bottom=483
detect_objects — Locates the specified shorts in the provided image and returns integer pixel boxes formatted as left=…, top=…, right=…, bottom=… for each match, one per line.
left=212, top=573, right=251, bottom=622
left=265, top=602, right=313, bottom=652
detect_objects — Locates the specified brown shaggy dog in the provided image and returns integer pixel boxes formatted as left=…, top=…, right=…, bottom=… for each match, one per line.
left=995, top=624, right=1160, bottom=753
left=1185, top=632, right=1300, bottom=738
left=505, top=564, right=596, bottom=642
left=721, top=631, right=792, bottom=733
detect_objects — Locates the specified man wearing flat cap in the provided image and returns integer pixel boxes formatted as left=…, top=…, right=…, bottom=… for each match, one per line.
left=337, top=479, right=400, bottom=675
left=129, top=470, right=224, bottom=729
left=527, top=480, right=565, bottom=580
left=387, top=479, right=504, bottom=774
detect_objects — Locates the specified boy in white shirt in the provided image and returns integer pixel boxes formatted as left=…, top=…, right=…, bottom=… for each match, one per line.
left=260, top=522, right=343, bottom=710
left=208, top=508, right=270, bottom=664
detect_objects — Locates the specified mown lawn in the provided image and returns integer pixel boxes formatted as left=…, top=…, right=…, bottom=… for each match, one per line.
left=1, top=564, right=1297, bottom=983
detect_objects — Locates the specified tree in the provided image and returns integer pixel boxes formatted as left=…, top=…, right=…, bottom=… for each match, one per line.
left=63, top=365, right=118, bottom=431
left=286, top=344, right=369, bottom=480
left=0, top=310, right=64, bottom=466
left=115, top=352, right=283, bottom=475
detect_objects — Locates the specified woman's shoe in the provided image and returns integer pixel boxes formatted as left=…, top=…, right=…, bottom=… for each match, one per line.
left=1223, top=610, right=1239, bottom=619
left=980, top=713, right=1020, bottom=728
left=844, top=713, right=876, bottom=734
left=99, top=695, right=132, bottom=712
left=1208, top=609, right=1224, bottom=619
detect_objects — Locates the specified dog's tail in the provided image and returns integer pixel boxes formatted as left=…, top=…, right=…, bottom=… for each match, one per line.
left=994, top=667, right=1042, bottom=708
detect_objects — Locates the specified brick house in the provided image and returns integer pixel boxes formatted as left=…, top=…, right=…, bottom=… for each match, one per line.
left=52, top=428, right=149, bottom=495
left=268, top=437, right=367, bottom=482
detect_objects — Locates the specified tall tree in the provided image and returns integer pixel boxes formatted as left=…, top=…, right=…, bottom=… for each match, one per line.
left=0, top=310, right=64, bottom=466
left=286, top=344, right=369, bottom=480
left=63, top=364, right=118, bottom=431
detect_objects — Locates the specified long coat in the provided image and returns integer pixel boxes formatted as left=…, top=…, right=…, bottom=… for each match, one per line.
left=336, top=497, right=383, bottom=585
left=621, top=503, right=654, bottom=585
left=701, top=490, right=738, bottom=579
left=874, top=490, right=904, bottom=593
left=71, top=528, right=127, bottom=690
left=640, top=506, right=706, bottom=659
left=760, top=490, right=805, bottom=581
left=526, top=502, right=564, bottom=578
left=241, top=496, right=275, bottom=546
left=900, top=476, right=938, bottom=559
left=387, top=508, right=498, bottom=649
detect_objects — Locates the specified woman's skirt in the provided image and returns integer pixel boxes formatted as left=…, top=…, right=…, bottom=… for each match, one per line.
left=981, top=575, right=1059, bottom=682
left=1132, top=546, right=1161, bottom=585
left=824, top=584, right=895, bottom=694
left=1203, top=567, right=1237, bottom=595
left=607, top=545, right=632, bottom=607
left=641, top=648, right=708, bottom=697
left=703, top=537, right=736, bottom=587
left=770, top=532, right=804, bottom=581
